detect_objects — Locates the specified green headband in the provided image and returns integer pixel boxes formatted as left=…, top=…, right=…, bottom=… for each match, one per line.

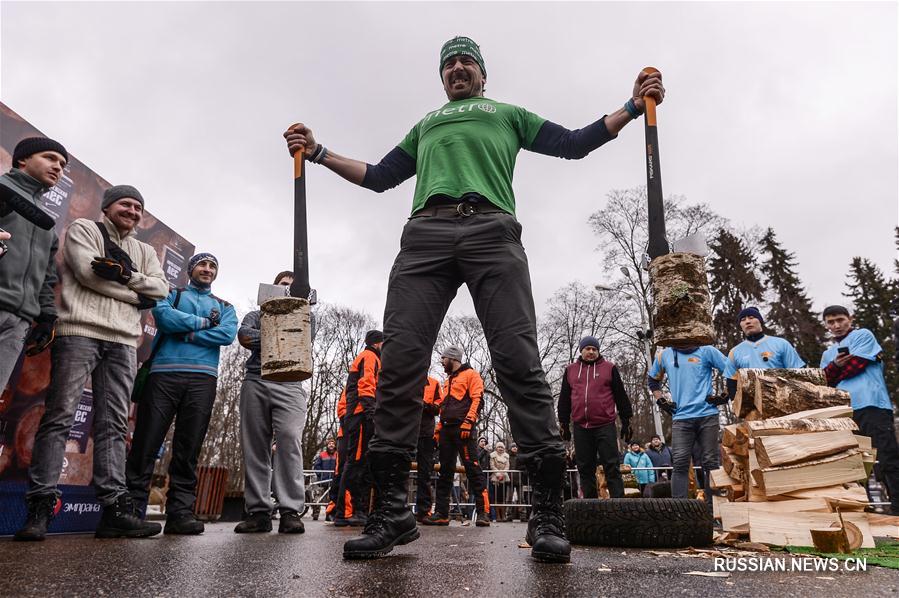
left=439, top=36, right=486, bottom=78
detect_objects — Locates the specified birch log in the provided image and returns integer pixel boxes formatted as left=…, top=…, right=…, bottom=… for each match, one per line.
left=649, top=252, right=715, bottom=347
left=734, top=368, right=828, bottom=418
left=752, top=374, right=850, bottom=419
left=260, top=297, right=313, bottom=382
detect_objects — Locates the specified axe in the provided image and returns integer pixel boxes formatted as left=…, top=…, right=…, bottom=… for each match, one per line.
left=642, top=66, right=670, bottom=260
left=287, top=125, right=312, bottom=301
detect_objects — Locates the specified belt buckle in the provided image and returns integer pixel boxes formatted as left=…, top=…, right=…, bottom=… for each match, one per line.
left=456, top=202, right=475, bottom=217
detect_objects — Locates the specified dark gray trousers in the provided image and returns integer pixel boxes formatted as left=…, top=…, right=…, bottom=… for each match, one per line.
left=369, top=213, right=564, bottom=465
left=27, top=336, right=136, bottom=505
left=126, top=372, right=217, bottom=516
left=572, top=422, right=624, bottom=498
left=0, top=310, right=29, bottom=392
left=854, top=407, right=899, bottom=511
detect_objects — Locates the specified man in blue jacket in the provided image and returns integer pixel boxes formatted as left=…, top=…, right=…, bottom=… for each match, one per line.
left=648, top=345, right=728, bottom=513
left=721, top=306, right=806, bottom=403
left=820, top=305, right=898, bottom=516
left=126, top=252, right=238, bottom=534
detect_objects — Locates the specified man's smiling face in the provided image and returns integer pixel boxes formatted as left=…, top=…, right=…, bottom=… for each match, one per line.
left=442, top=54, right=485, bottom=101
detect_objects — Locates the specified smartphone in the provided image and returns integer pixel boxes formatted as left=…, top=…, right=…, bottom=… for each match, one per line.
left=837, top=347, right=850, bottom=355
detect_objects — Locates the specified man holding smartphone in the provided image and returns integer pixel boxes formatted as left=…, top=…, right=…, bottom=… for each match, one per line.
left=0, top=137, right=67, bottom=393
left=821, top=305, right=899, bottom=516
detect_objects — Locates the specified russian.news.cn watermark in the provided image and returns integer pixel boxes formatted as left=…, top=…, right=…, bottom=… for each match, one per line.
left=714, top=556, right=868, bottom=573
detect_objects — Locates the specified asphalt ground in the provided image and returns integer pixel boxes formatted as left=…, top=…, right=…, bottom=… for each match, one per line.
left=1, top=520, right=897, bottom=597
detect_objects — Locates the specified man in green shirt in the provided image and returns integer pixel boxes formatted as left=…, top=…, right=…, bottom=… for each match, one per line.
left=284, top=36, right=664, bottom=563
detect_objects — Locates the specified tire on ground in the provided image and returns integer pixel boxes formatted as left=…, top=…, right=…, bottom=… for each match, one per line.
left=564, top=498, right=713, bottom=548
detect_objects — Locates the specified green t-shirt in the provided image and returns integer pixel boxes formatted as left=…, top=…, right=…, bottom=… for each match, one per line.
left=397, top=97, right=546, bottom=215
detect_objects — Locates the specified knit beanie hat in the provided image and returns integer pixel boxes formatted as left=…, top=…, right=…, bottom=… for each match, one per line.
left=102, top=185, right=145, bottom=210
left=12, top=137, right=68, bottom=168
left=737, top=306, right=764, bottom=327
left=578, top=336, right=600, bottom=352
left=442, top=345, right=465, bottom=362
left=365, top=329, right=384, bottom=346
left=439, top=36, right=486, bottom=78
left=189, top=252, right=219, bottom=278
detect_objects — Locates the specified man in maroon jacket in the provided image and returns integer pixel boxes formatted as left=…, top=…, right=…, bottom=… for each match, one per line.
left=557, top=336, right=633, bottom=498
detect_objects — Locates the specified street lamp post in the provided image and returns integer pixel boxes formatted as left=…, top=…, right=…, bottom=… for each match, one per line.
left=596, top=270, right=665, bottom=442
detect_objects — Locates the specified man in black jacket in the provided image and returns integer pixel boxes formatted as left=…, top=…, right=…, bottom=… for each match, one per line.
left=557, top=336, right=632, bottom=498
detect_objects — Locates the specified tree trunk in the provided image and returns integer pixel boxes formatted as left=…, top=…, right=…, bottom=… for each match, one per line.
left=752, top=374, right=850, bottom=419
left=649, top=252, right=715, bottom=347
left=734, top=368, right=828, bottom=418
left=260, top=297, right=313, bottom=382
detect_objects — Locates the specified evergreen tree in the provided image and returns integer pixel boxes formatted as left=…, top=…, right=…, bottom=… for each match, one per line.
left=707, top=228, right=764, bottom=350
left=843, top=257, right=897, bottom=398
left=758, top=228, right=826, bottom=365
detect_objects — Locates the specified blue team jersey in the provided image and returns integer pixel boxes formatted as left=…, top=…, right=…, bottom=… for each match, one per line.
left=820, top=328, right=892, bottom=411
left=724, top=335, right=806, bottom=379
left=649, top=346, right=729, bottom=421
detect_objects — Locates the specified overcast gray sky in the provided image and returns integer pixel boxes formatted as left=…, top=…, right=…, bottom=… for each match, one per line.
left=2, top=1, right=896, bottom=323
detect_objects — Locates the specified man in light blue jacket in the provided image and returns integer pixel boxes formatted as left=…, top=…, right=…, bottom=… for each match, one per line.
left=126, top=252, right=237, bottom=534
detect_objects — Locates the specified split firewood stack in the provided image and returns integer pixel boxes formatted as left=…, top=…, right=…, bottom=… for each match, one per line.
left=712, top=370, right=899, bottom=551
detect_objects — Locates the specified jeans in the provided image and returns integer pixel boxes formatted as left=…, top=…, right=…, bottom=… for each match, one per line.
left=369, top=213, right=564, bottom=466
left=27, top=336, right=136, bottom=506
left=671, top=414, right=720, bottom=513
left=572, top=422, right=624, bottom=498
left=126, top=371, right=218, bottom=516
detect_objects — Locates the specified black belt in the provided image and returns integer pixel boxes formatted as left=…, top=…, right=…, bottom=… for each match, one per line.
left=410, top=201, right=509, bottom=219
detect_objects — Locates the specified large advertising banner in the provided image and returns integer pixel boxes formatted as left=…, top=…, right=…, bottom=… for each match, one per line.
left=0, top=102, right=194, bottom=533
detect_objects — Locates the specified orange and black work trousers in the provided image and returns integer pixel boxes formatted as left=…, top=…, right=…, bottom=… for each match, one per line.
left=434, top=425, right=489, bottom=516
left=327, top=432, right=350, bottom=516
left=334, top=413, right=372, bottom=519
left=368, top=212, right=565, bottom=467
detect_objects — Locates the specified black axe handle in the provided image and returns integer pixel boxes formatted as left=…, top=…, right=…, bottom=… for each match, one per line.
left=287, top=124, right=311, bottom=300
left=642, top=66, right=670, bottom=260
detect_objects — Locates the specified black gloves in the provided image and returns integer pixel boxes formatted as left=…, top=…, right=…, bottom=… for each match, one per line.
left=656, top=396, right=676, bottom=416
left=560, top=423, right=571, bottom=442
left=0, top=185, right=56, bottom=230
left=91, top=256, right=132, bottom=284
left=136, top=294, right=157, bottom=311
left=706, top=394, right=731, bottom=407
left=619, top=418, right=633, bottom=443
left=208, top=308, right=221, bottom=328
left=24, top=314, right=57, bottom=356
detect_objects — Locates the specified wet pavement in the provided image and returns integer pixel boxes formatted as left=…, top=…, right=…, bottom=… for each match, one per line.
left=2, top=520, right=897, bottom=597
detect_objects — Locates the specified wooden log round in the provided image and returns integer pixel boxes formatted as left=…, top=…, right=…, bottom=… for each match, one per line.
left=810, top=527, right=851, bottom=554
left=260, top=297, right=313, bottom=382
left=649, top=252, right=715, bottom=348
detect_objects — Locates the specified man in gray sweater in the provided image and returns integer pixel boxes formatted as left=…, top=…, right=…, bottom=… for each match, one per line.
left=15, top=185, right=168, bottom=541
left=233, top=271, right=307, bottom=535
left=0, top=137, right=67, bottom=392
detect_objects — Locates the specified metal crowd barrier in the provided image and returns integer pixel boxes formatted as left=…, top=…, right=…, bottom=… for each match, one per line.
left=303, top=465, right=892, bottom=509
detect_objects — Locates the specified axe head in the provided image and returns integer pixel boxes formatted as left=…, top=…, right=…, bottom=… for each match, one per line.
left=257, top=283, right=290, bottom=306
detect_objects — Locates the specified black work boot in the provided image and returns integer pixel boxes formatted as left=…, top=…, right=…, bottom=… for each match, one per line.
left=14, top=494, right=57, bottom=542
left=343, top=452, right=419, bottom=559
left=524, top=453, right=571, bottom=563
left=475, top=511, right=491, bottom=527
left=164, top=512, right=205, bottom=535
left=234, top=511, right=273, bottom=533
left=278, top=510, right=305, bottom=534
left=95, top=495, right=162, bottom=538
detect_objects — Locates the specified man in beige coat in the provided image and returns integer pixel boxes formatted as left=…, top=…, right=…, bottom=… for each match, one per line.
left=15, top=185, right=168, bottom=541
